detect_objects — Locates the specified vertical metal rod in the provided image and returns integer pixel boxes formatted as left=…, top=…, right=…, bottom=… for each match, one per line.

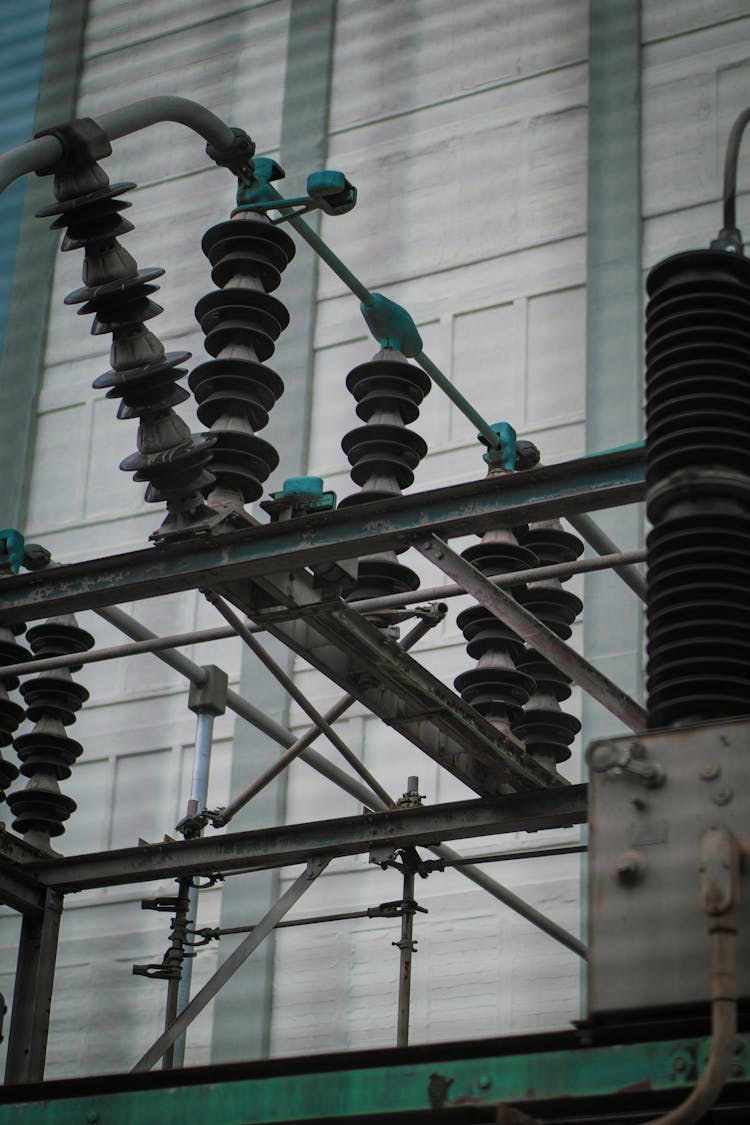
left=131, top=859, right=329, bottom=1072
left=171, top=710, right=216, bottom=1068
left=4, top=889, right=64, bottom=1083
left=395, top=862, right=416, bottom=1048
left=160, top=878, right=192, bottom=1071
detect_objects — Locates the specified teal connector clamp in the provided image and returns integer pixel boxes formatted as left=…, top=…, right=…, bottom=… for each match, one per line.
left=480, top=422, right=517, bottom=471
left=0, top=529, right=25, bottom=573
left=361, top=294, right=423, bottom=357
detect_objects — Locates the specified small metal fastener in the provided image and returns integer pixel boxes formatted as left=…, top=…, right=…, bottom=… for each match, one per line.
left=86, top=1113, right=99, bottom=1123
left=713, top=788, right=733, bottom=806
left=478, top=1075, right=492, bottom=1090
left=615, top=850, right=647, bottom=887
left=672, top=1056, right=688, bottom=1074
left=700, top=763, right=720, bottom=781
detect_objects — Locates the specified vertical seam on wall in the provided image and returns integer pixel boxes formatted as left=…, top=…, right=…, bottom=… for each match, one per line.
left=0, top=0, right=89, bottom=530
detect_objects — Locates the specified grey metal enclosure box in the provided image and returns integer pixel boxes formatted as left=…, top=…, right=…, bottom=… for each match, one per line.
left=587, top=718, right=750, bottom=1020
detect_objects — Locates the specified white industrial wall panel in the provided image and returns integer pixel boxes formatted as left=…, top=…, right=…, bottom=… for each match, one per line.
left=270, top=1, right=590, bottom=1055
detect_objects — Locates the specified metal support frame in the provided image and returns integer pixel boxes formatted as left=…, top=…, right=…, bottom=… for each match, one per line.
left=2, top=1031, right=747, bottom=1122
left=132, top=859, right=329, bottom=1072
left=0, top=448, right=644, bottom=625
left=6, top=788, right=586, bottom=892
left=4, top=889, right=63, bottom=1084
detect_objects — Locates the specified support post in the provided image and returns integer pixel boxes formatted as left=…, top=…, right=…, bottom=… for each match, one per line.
left=395, top=862, right=416, bottom=1048
left=4, top=888, right=63, bottom=1083
left=132, top=859, right=329, bottom=1072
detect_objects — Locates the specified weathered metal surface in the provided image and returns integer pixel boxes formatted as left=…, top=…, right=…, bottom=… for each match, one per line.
left=4, top=889, right=63, bottom=1084
left=588, top=717, right=750, bottom=1018
left=1, top=1033, right=747, bottom=1122
left=0, top=449, right=644, bottom=625
left=11, top=787, right=587, bottom=893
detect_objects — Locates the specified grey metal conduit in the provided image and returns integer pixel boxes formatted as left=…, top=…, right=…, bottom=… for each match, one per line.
left=0, top=96, right=239, bottom=195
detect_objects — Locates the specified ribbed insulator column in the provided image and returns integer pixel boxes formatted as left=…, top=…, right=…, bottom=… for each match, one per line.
left=454, top=529, right=537, bottom=736
left=37, top=163, right=216, bottom=538
left=512, top=520, right=583, bottom=771
left=645, top=249, right=750, bottom=727
left=0, top=625, right=25, bottom=801
left=338, top=348, right=430, bottom=615
left=7, top=614, right=94, bottom=850
left=189, top=211, right=295, bottom=512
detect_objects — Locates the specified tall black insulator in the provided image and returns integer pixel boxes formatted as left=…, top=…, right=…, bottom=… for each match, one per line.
left=189, top=211, right=295, bottom=512
left=512, top=520, right=583, bottom=771
left=0, top=624, right=26, bottom=800
left=339, top=348, right=430, bottom=615
left=7, top=614, right=94, bottom=849
left=37, top=162, right=216, bottom=538
left=454, top=528, right=537, bottom=736
left=644, top=249, right=750, bottom=727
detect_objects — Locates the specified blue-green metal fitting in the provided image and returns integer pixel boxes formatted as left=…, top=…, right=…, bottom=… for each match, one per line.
left=306, top=170, right=357, bottom=215
left=2, top=1034, right=747, bottom=1124
left=479, top=422, right=517, bottom=471
left=361, top=293, right=423, bottom=357
left=234, top=158, right=356, bottom=221
left=235, top=156, right=286, bottom=209
left=260, top=476, right=337, bottom=521
left=0, top=528, right=25, bottom=574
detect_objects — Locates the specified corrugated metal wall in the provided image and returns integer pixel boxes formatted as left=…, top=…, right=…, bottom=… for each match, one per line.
left=0, top=0, right=748, bottom=1079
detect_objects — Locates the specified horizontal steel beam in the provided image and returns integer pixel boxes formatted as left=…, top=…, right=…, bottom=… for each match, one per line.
left=15, top=786, right=587, bottom=893
left=1, top=1031, right=745, bottom=1122
left=0, top=449, right=644, bottom=625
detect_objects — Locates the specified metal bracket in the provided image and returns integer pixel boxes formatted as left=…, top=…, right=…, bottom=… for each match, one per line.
left=588, top=738, right=665, bottom=788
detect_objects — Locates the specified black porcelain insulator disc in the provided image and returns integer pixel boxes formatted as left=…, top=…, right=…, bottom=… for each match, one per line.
left=21, top=677, right=89, bottom=725
left=461, top=540, right=537, bottom=575
left=516, top=587, right=582, bottom=639
left=14, top=730, right=83, bottom=779
left=25, top=622, right=95, bottom=659
left=195, top=289, right=289, bottom=339
left=342, top=425, right=427, bottom=489
left=204, top=432, right=280, bottom=501
left=90, top=296, right=164, bottom=335
left=210, top=250, right=282, bottom=293
left=65, top=267, right=164, bottom=307
left=516, top=655, right=572, bottom=701
left=122, top=440, right=216, bottom=504
left=512, top=710, right=580, bottom=764
left=521, top=527, right=583, bottom=566
left=455, top=605, right=525, bottom=659
left=204, top=322, right=277, bottom=363
left=189, top=358, right=283, bottom=431
left=0, top=637, right=31, bottom=690
left=454, top=667, right=535, bottom=724
left=348, top=558, right=421, bottom=602
left=94, top=350, right=191, bottom=390
left=7, top=789, right=77, bottom=838
left=202, top=218, right=295, bottom=272
left=0, top=697, right=24, bottom=749
left=0, top=754, right=19, bottom=790
left=36, top=182, right=137, bottom=219
left=346, top=359, right=431, bottom=420
left=114, top=384, right=190, bottom=420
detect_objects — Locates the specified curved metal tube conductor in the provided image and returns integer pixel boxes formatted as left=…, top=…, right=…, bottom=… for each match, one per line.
left=722, top=106, right=750, bottom=233
left=627, top=831, right=742, bottom=1125
left=0, top=96, right=240, bottom=195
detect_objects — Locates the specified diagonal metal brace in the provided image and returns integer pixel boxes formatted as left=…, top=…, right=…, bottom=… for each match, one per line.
left=130, top=858, right=329, bottom=1071
left=417, top=535, right=647, bottom=733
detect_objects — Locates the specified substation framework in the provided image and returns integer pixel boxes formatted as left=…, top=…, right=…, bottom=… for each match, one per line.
left=0, top=98, right=749, bottom=1123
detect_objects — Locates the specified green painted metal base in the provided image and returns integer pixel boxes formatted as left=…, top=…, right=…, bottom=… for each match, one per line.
left=1, top=1033, right=748, bottom=1123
